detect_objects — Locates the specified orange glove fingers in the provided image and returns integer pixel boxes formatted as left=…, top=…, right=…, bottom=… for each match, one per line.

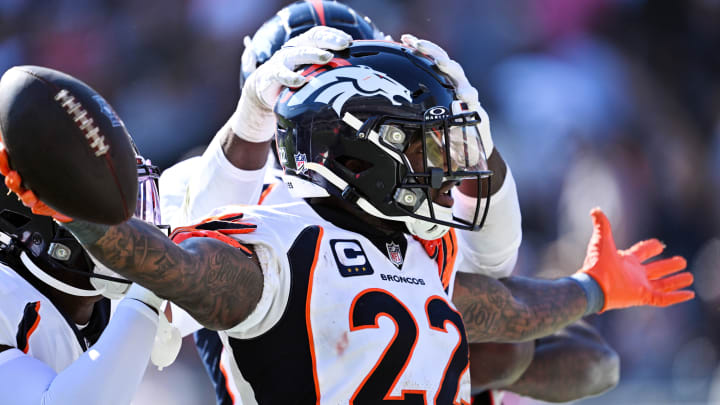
left=625, top=238, right=665, bottom=262
left=652, top=290, right=695, bottom=307
left=0, top=147, right=73, bottom=223
left=583, top=209, right=617, bottom=267
left=32, top=201, right=73, bottom=223
left=17, top=189, right=73, bottom=223
left=0, top=146, right=10, bottom=176
left=19, top=189, right=38, bottom=206
left=644, top=256, right=687, bottom=279
left=651, top=271, right=694, bottom=292
left=589, top=208, right=616, bottom=249
left=5, top=171, right=25, bottom=194
left=0, top=146, right=28, bottom=197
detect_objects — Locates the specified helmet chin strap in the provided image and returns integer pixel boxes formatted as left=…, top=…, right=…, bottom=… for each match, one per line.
left=87, top=251, right=130, bottom=299
left=20, top=251, right=104, bottom=297
left=405, top=221, right=449, bottom=240
left=405, top=199, right=451, bottom=240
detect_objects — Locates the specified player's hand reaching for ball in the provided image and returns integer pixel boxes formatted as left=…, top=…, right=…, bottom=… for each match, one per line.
left=577, top=208, right=694, bottom=311
left=0, top=143, right=72, bottom=222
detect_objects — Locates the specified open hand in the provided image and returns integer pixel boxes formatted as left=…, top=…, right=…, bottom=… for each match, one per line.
left=578, top=208, right=694, bottom=311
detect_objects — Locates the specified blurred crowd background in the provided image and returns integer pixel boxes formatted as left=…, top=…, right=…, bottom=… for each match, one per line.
left=1, top=0, right=719, bottom=403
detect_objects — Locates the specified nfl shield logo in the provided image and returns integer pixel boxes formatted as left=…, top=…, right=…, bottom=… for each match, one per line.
left=294, top=152, right=307, bottom=174
left=386, top=242, right=403, bottom=267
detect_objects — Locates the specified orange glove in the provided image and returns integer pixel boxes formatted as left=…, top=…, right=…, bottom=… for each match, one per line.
left=170, top=212, right=257, bottom=256
left=0, top=143, right=73, bottom=223
left=578, top=208, right=694, bottom=311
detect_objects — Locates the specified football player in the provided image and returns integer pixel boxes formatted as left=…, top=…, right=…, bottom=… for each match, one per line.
left=4, top=40, right=694, bottom=404
left=159, top=1, right=619, bottom=403
left=0, top=145, right=168, bottom=405
left=161, top=2, right=389, bottom=403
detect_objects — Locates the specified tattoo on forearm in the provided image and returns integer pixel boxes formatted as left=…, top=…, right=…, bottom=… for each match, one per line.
left=64, top=219, right=263, bottom=330
left=453, top=273, right=587, bottom=343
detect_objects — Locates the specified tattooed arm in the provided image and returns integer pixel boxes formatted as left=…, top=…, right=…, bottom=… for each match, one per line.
left=64, top=218, right=263, bottom=330
left=453, top=272, right=588, bottom=343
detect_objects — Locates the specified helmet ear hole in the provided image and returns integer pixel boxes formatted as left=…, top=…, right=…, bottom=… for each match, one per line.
left=335, top=155, right=373, bottom=174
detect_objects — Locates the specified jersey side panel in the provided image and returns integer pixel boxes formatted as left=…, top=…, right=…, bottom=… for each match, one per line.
left=226, top=225, right=323, bottom=404
left=213, top=202, right=471, bottom=403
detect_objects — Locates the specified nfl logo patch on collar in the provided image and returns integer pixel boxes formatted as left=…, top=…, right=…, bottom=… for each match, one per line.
left=294, top=152, right=307, bottom=174
left=386, top=242, right=403, bottom=268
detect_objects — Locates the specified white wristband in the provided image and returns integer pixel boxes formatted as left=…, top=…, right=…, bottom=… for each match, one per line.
left=229, top=93, right=276, bottom=143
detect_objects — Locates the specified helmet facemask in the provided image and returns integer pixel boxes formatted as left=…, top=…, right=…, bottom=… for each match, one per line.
left=135, top=156, right=165, bottom=231
left=280, top=106, right=492, bottom=240
left=339, top=102, right=492, bottom=239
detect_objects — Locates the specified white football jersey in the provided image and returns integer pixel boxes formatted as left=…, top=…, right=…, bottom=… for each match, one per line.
left=0, top=263, right=91, bottom=372
left=161, top=136, right=520, bottom=405
left=178, top=201, right=470, bottom=404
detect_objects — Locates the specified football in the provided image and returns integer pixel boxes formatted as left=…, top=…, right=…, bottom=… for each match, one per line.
left=0, top=66, right=138, bottom=224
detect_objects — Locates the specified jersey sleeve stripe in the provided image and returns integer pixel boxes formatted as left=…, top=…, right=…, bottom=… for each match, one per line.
left=440, top=238, right=449, bottom=283
left=257, top=182, right=278, bottom=205
left=219, top=354, right=237, bottom=404
left=16, top=301, right=41, bottom=354
left=440, top=230, right=458, bottom=291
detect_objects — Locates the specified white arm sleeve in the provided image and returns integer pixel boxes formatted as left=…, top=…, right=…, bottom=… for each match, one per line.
left=159, top=156, right=200, bottom=229
left=224, top=243, right=289, bottom=339
left=185, top=126, right=267, bottom=223
left=454, top=167, right=522, bottom=278
left=0, top=299, right=157, bottom=405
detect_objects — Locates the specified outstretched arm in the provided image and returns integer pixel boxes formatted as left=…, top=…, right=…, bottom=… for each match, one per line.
left=64, top=218, right=263, bottom=331
left=454, top=209, right=694, bottom=343
left=454, top=273, right=587, bottom=342
left=0, top=144, right=263, bottom=331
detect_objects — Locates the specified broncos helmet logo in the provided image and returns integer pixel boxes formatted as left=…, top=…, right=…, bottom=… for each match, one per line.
left=287, top=65, right=413, bottom=115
